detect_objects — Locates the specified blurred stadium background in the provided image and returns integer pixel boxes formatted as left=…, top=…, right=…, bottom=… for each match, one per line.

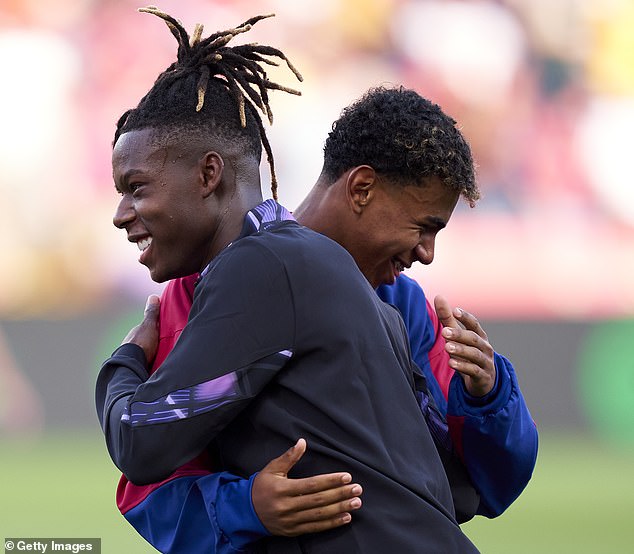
left=1, top=0, right=633, bottom=552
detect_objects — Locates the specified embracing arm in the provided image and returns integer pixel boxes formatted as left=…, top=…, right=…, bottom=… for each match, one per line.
left=123, top=440, right=362, bottom=554
left=444, top=350, right=537, bottom=517
left=378, top=275, right=538, bottom=517
left=95, top=242, right=296, bottom=485
left=122, top=470, right=266, bottom=554
left=108, top=273, right=362, bottom=552
left=426, top=295, right=538, bottom=517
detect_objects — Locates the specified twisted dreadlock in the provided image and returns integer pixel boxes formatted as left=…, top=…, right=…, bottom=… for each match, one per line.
left=114, top=6, right=303, bottom=200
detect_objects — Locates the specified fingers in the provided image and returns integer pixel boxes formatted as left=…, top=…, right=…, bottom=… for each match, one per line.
left=440, top=303, right=490, bottom=356
left=263, top=482, right=363, bottom=537
left=283, top=477, right=362, bottom=511
left=284, top=514, right=353, bottom=536
left=280, top=492, right=363, bottom=536
left=121, top=296, right=161, bottom=363
left=446, top=351, right=488, bottom=379
left=442, top=326, right=493, bottom=366
left=437, top=302, right=496, bottom=396
left=452, top=306, right=487, bottom=340
left=442, top=324, right=490, bottom=354
left=434, top=295, right=461, bottom=329
left=281, top=468, right=355, bottom=495
left=253, top=439, right=363, bottom=537
left=144, top=294, right=161, bottom=322
left=261, top=438, right=307, bottom=476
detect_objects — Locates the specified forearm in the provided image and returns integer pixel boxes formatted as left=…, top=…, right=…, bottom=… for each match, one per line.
left=123, top=472, right=269, bottom=554
left=96, top=342, right=289, bottom=484
left=95, top=343, right=162, bottom=482
left=447, top=353, right=538, bottom=517
left=96, top=343, right=230, bottom=484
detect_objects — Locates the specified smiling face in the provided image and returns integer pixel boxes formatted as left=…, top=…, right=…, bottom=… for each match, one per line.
left=350, top=175, right=459, bottom=288
left=112, top=128, right=218, bottom=283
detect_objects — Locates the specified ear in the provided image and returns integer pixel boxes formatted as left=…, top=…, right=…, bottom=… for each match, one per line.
left=199, top=151, right=225, bottom=198
left=345, top=165, right=377, bottom=215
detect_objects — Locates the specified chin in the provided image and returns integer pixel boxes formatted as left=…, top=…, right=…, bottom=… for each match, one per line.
left=149, top=271, right=169, bottom=284
left=146, top=264, right=171, bottom=284
left=150, top=263, right=198, bottom=284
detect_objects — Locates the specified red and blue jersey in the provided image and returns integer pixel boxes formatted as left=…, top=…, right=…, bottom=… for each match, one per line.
left=118, top=273, right=537, bottom=553
left=377, top=275, right=538, bottom=518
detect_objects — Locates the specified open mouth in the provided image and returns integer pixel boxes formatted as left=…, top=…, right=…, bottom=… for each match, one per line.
left=137, top=236, right=153, bottom=252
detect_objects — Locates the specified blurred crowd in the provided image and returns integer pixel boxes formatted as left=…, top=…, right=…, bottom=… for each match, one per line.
left=1, top=0, right=633, bottom=319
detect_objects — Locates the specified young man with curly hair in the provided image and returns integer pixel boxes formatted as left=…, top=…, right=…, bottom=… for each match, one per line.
left=108, top=87, right=536, bottom=554
left=97, top=9, right=536, bottom=553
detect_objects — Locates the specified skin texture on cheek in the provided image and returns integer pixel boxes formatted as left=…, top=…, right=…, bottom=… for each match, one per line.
left=356, top=193, right=413, bottom=287
left=361, top=180, right=458, bottom=287
left=112, top=130, right=214, bottom=283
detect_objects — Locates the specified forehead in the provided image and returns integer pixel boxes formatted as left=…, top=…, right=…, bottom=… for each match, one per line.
left=393, top=176, right=460, bottom=219
left=112, top=128, right=169, bottom=174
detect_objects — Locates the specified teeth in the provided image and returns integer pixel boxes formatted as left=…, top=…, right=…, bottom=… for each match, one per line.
left=137, top=237, right=152, bottom=251
left=393, top=259, right=404, bottom=272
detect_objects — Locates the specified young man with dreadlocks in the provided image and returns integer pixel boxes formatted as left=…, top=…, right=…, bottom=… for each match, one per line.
left=97, top=7, right=536, bottom=554
left=110, top=87, right=537, bottom=554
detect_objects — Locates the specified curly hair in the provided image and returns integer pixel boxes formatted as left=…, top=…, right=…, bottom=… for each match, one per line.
left=322, top=86, right=479, bottom=204
left=113, top=7, right=303, bottom=200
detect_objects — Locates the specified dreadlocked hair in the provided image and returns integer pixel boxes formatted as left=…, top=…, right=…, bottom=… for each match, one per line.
left=113, top=6, right=303, bottom=201
left=322, top=86, right=479, bottom=205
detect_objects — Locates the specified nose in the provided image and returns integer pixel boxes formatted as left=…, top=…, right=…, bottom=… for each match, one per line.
left=414, top=239, right=435, bottom=265
left=113, top=194, right=135, bottom=229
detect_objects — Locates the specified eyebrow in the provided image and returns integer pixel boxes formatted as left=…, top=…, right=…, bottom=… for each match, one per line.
left=114, top=169, right=145, bottom=192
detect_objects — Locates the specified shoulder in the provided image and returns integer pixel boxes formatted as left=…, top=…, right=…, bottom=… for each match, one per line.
left=258, top=221, right=343, bottom=252
left=238, top=221, right=356, bottom=271
left=194, top=224, right=316, bottom=301
left=377, top=274, right=429, bottom=316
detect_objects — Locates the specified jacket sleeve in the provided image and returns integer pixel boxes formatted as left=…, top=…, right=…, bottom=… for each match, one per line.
left=123, top=472, right=270, bottom=554
left=445, top=352, right=538, bottom=517
left=95, top=240, right=296, bottom=485
left=114, top=276, right=271, bottom=553
left=377, top=274, right=538, bottom=517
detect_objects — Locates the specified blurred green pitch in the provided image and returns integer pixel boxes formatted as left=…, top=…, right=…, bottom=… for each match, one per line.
left=1, top=432, right=633, bottom=553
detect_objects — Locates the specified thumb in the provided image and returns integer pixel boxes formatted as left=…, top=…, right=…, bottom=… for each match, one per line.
left=434, top=295, right=459, bottom=329
left=261, top=438, right=307, bottom=477
left=144, top=294, right=160, bottom=321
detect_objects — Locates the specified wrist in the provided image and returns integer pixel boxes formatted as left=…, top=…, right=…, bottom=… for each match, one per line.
left=214, top=472, right=270, bottom=550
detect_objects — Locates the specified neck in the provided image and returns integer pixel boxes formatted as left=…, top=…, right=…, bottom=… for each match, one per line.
left=294, top=173, right=331, bottom=232
left=295, top=172, right=353, bottom=255
left=202, top=178, right=263, bottom=268
left=295, top=169, right=375, bottom=288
